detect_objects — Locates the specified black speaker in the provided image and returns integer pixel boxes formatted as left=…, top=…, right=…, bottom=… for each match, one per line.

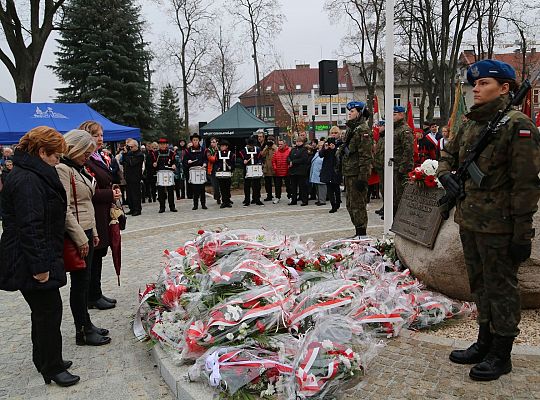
left=319, top=60, right=338, bottom=95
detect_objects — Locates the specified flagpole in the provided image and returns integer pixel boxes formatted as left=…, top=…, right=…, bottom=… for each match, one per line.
left=383, top=0, right=395, bottom=236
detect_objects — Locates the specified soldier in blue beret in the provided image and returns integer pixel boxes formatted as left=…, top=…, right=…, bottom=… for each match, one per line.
left=438, top=59, right=540, bottom=381
left=393, top=105, right=406, bottom=113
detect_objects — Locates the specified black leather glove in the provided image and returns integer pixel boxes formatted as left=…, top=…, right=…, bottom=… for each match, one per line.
left=354, top=180, right=368, bottom=192
left=438, top=173, right=461, bottom=198
left=509, top=241, right=531, bottom=264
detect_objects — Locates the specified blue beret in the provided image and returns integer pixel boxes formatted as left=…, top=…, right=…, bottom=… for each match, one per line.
left=346, top=101, right=366, bottom=111
left=393, top=106, right=406, bottom=113
left=378, top=120, right=385, bottom=126
left=466, top=59, right=516, bottom=85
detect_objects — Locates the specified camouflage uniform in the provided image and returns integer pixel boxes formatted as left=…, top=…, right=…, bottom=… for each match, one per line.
left=437, top=95, right=540, bottom=337
left=393, top=119, right=414, bottom=214
left=337, top=117, right=373, bottom=230
left=373, top=132, right=385, bottom=197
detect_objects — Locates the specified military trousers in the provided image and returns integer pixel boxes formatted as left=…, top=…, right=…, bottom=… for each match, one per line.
left=393, top=171, right=407, bottom=215
left=459, top=228, right=521, bottom=337
left=343, top=176, right=368, bottom=229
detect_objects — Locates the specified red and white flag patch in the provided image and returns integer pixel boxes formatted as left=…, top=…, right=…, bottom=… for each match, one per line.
left=518, top=129, right=531, bottom=138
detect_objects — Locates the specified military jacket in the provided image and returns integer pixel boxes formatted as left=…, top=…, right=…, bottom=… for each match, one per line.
left=437, top=96, right=540, bottom=240
left=373, top=132, right=385, bottom=173
left=393, top=119, right=414, bottom=174
left=338, top=118, right=373, bottom=180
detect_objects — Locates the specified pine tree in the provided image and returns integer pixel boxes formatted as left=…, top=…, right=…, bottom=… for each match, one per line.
left=52, top=0, right=153, bottom=130
left=156, top=84, right=184, bottom=144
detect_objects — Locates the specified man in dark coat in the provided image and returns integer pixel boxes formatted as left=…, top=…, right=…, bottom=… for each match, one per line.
left=183, top=133, right=207, bottom=210
left=239, top=137, right=264, bottom=206
left=121, top=139, right=144, bottom=216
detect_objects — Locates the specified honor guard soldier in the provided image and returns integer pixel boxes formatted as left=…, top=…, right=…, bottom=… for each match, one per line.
left=183, top=133, right=207, bottom=210
left=154, top=138, right=177, bottom=213
left=437, top=59, right=540, bottom=381
left=392, top=106, right=415, bottom=215
left=215, top=139, right=235, bottom=208
left=239, top=137, right=264, bottom=206
left=336, top=101, right=373, bottom=237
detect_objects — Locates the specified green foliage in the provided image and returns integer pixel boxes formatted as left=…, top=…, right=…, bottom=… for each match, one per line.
left=52, top=0, right=153, bottom=131
left=156, top=84, right=185, bottom=143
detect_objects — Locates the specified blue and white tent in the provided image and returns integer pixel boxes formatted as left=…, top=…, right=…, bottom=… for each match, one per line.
left=0, top=103, right=140, bottom=144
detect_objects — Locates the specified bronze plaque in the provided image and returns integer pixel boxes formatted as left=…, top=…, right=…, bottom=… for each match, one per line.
left=391, top=185, right=445, bottom=248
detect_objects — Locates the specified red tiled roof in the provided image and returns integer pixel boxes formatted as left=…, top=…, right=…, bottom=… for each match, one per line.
left=239, top=66, right=353, bottom=98
left=460, top=50, right=540, bottom=80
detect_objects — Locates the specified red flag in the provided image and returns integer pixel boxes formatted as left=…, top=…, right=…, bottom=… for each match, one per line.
left=406, top=101, right=415, bottom=130
left=523, top=90, right=532, bottom=118
left=372, top=95, right=380, bottom=140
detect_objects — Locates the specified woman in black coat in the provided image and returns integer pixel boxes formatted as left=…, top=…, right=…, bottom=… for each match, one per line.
left=319, top=137, right=342, bottom=213
left=80, top=121, right=122, bottom=310
left=287, top=137, right=311, bottom=206
left=0, top=127, right=80, bottom=387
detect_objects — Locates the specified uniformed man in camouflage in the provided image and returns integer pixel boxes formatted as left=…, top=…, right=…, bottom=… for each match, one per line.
left=437, top=59, right=540, bottom=381
left=392, top=106, right=415, bottom=215
left=337, top=101, right=373, bottom=237
left=373, top=120, right=385, bottom=218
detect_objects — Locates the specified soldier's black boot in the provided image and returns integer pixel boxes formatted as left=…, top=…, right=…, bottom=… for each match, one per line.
left=449, top=323, right=492, bottom=364
left=469, top=335, right=514, bottom=381
left=354, top=226, right=367, bottom=237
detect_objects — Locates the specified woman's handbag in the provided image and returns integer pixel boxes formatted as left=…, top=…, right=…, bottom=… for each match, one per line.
left=64, top=172, right=86, bottom=272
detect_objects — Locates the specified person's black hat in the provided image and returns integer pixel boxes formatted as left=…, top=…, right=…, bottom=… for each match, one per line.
left=246, top=137, right=256, bottom=146
left=190, top=133, right=200, bottom=140
left=219, top=139, right=230, bottom=146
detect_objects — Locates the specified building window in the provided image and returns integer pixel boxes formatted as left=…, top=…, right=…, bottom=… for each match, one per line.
left=321, top=105, right=327, bottom=115
left=247, top=106, right=256, bottom=115
left=340, top=105, right=346, bottom=114
left=413, top=93, right=421, bottom=107
left=279, top=85, right=285, bottom=91
left=266, top=86, right=272, bottom=91
left=313, top=84, right=319, bottom=89
left=295, top=84, right=301, bottom=90
left=302, top=105, right=308, bottom=116
left=533, top=89, right=540, bottom=105
left=435, top=96, right=440, bottom=107
left=393, top=94, right=401, bottom=106
left=314, top=106, right=319, bottom=116
left=332, top=106, right=338, bottom=115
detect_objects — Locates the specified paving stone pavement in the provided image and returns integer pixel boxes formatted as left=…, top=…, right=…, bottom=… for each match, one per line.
left=1, top=193, right=538, bottom=400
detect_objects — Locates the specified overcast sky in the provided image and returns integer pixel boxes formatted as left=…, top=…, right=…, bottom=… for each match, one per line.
left=0, top=0, right=349, bottom=123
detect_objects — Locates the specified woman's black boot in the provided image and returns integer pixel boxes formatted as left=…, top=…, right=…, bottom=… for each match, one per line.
left=43, top=370, right=80, bottom=387
left=76, top=326, right=111, bottom=346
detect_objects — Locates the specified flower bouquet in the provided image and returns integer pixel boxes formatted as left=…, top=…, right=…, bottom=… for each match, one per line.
left=407, top=159, right=441, bottom=188
left=189, top=344, right=294, bottom=398
left=285, top=315, right=379, bottom=399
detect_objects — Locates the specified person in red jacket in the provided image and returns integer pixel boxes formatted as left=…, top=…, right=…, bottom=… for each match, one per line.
left=271, top=138, right=291, bottom=204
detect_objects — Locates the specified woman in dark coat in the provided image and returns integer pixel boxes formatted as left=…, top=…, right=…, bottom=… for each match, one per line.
left=0, top=127, right=80, bottom=387
left=80, top=121, right=122, bottom=310
left=319, top=137, right=342, bottom=213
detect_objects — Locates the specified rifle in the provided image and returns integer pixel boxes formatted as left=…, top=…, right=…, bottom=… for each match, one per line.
left=438, top=79, right=531, bottom=220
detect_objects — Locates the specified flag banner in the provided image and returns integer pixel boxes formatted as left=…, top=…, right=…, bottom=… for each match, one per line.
left=449, top=83, right=468, bottom=138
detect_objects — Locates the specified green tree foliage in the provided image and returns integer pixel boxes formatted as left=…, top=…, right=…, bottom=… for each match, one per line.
left=156, top=84, right=185, bottom=143
left=52, top=0, right=153, bottom=130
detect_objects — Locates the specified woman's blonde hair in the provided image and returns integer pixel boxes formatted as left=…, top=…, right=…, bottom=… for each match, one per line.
left=329, top=126, right=341, bottom=135
left=78, top=120, right=103, bottom=136
left=64, top=129, right=96, bottom=160
left=17, top=126, right=67, bottom=156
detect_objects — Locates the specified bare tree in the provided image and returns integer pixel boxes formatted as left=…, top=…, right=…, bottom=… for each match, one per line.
left=226, top=0, right=284, bottom=118
left=162, top=0, right=212, bottom=130
left=325, top=0, right=385, bottom=125
left=197, top=26, right=241, bottom=114
left=397, top=0, right=477, bottom=123
left=273, top=59, right=300, bottom=133
left=0, top=0, right=66, bottom=102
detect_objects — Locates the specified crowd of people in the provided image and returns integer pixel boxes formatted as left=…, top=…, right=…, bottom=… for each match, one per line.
left=0, top=58, right=537, bottom=389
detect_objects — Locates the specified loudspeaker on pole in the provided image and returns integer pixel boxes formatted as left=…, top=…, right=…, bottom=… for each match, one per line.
left=319, top=60, right=339, bottom=95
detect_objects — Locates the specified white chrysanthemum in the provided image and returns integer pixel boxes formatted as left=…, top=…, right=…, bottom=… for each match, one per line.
left=420, top=159, right=439, bottom=176
left=225, top=333, right=234, bottom=341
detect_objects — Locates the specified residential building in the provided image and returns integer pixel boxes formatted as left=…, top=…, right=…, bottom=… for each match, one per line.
left=239, top=63, right=354, bottom=138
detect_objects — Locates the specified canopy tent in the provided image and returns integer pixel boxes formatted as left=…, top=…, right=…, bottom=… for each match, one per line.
left=199, top=102, right=278, bottom=138
left=0, top=103, right=140, bottom=145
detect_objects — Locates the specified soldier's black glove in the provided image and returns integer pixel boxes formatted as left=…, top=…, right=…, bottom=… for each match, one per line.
left=354, top=180, right=368, bottom=192
left=438, top=173, right=461, bottom=198
left=509, top=241, right=531, bottom=264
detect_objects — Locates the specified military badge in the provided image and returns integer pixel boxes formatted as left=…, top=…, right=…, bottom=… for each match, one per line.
left=471, top=66, right=480, bottom=78
left=518, top=129, right=531, bottom=138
